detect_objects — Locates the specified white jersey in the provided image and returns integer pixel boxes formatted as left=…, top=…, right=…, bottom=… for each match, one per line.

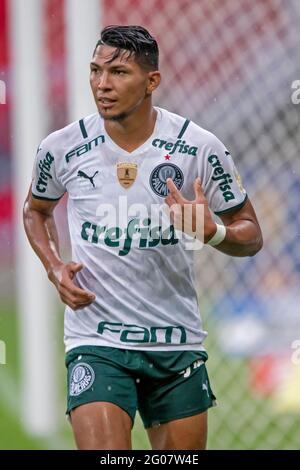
left=31, top=107, right=247, bottom=352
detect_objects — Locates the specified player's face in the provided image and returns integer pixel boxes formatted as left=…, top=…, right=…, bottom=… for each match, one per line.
left=90, top=45, right=159, bottom=121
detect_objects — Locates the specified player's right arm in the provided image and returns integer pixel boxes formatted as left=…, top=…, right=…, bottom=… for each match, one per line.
left=23, top=189, right=96, bottom=310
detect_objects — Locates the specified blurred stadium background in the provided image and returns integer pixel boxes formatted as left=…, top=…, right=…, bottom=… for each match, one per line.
left=1, top=0, right=300, bottom=450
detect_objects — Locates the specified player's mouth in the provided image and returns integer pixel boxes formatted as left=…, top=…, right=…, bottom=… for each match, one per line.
left=98, top=97, right=117, bottom=109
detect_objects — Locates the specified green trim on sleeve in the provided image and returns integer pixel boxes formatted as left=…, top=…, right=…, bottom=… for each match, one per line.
left=31, top=192, right=64, bottom=202
left=214, top=194, right=248, bottom=215
left=177, top=119, right=190, bottom=139
left=79, top=118, right=88, bottom=139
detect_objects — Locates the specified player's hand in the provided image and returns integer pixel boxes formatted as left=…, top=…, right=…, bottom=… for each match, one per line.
left=165, top=177, right=217, bottom=243
left=48, top=262, right=96, bottom=311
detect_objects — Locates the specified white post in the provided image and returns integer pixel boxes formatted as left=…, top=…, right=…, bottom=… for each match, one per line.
left=9, top=0, right=57, bottom=435
left=65, top=0, right=101, bottom=121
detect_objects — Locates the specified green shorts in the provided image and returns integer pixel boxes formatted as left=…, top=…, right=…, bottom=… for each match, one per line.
left=66, top=346, right=217, bottom=429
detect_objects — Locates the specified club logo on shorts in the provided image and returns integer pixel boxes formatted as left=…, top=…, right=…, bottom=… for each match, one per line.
left=150, top=163, right=184, bottom=197
left=70, top=362, right=95, bottom=396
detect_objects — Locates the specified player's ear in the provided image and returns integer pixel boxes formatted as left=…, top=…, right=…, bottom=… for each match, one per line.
left=146, top=71, right=161, bottom=94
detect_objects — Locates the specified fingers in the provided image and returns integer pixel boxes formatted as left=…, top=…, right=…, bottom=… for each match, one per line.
left=61, top=295, right=93, bottom=311
left=59, top=288, right=96, bottom=310
left=58, top=263, right=96, bottom=310
left=193, top=177, right=204, bottom=201
left=166, top=178, right=183, bottom=204
left=70, top=262, right=83, bottom=272
left=59, top=281, right=95, bottom=302
left=67, top=262, right=84, bottom=279
left=165, top=194, right=177, bottom=207
left=64, top=268, right=95, bottom=298
left=59, top=290, right=93, bottom=310
left=166, top=177, right=204, bottom=205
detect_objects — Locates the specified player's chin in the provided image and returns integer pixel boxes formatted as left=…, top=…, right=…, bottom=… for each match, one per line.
left=99, top=108, right=129, bottom=122
left=98, top=106, right=118, bottom=120
left=99, top=109, right=116, bottom=119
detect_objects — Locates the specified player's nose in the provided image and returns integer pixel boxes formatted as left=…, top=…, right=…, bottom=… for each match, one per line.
left=97, top=71, right=112, bottom=90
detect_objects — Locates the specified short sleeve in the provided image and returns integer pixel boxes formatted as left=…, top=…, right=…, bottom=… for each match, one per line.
left=201, top=133, right=247, bottom=215
left=31, top=138, right=65, bottom=200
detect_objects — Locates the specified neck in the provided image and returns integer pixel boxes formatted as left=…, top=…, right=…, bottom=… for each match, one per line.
left=103, top=101, right=157, bottom=152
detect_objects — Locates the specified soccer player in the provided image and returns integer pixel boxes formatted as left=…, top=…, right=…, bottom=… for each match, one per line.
left=23, top=25, right=263, bottom=450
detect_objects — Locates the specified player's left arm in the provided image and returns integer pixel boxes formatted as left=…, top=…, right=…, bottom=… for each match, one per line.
left=166, top=177, right=263, bottom=257
left=214, top=196, right=263, bottom=257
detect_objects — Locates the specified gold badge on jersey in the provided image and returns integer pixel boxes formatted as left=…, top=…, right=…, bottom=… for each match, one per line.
left=117, top=163, right=137, bottom=189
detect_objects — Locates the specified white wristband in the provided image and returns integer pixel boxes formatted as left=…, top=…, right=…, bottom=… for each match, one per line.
left=207, top=224, right=226, bottom=246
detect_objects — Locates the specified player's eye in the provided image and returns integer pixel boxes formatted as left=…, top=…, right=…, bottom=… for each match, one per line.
left=113, top=70, right=126, bottom=75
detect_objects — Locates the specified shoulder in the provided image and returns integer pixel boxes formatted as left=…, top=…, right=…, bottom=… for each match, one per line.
left=157, top=107, right=225, bottom=149
left=39, top=113, right=100, bottom=152
left=186, top=121, right=226, bottom=152
left=156, top=107, right=188, bottom=137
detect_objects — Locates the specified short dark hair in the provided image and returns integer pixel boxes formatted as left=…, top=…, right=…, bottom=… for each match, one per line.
left=94, top=25, right=159, bottom=71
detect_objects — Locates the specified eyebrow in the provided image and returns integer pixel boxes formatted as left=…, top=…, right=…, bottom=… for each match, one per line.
left=90, top=62, right=130, bottom=69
